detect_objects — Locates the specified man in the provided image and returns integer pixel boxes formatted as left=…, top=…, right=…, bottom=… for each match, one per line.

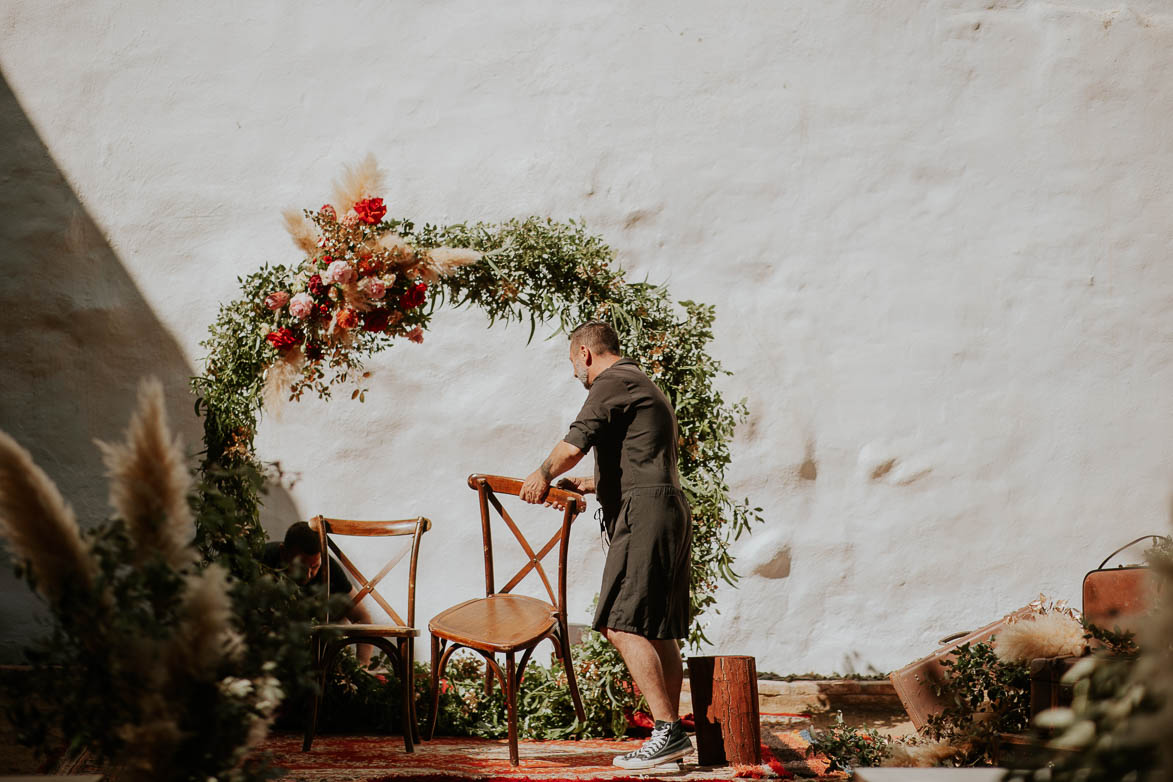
left=262, top=521, right=376, bottom=667
left=520, top=321, right=694, bottom=770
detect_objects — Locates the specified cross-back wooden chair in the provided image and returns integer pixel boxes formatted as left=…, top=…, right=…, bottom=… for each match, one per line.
left=426, top=474, right=587, bottom=765
left=303, top=515, right=431, bottom=753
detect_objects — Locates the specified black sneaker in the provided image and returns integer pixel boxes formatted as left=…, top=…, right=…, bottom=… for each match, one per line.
left=613, top=719, right=693, bottom=769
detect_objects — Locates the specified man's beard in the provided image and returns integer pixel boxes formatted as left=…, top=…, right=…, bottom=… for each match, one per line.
left=575, top=363, right=591, bottom=389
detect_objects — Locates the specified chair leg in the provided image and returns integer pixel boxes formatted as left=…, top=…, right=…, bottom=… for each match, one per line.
left=408, top=638, right=421, bottom=745
left=505, top=651, right=519, bottom=766
left=398, top=640, right=414, bottom=754
left=302, top=672, right=324, bottom=752
left=558, top=620, right=586, bottom=725
left=484, top=653, right=494, bottom=697
left=427, top=634, right=442, bottom=741
left=303, top=639, right=344, bottom=752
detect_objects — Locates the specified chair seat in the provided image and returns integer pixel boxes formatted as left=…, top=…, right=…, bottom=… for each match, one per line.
left=429, top=594, right=556, bottom=652
left=313, top=622, right=420, bottom=638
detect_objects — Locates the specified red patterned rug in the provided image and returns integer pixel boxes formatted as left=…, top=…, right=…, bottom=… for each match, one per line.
left=257, top=729, right=838, bottom=781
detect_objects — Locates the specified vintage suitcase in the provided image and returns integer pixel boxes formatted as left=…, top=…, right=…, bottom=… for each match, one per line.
left=889, top=605, right=1036, bottom=730
left=1082, top=535, right=1164, bottom=637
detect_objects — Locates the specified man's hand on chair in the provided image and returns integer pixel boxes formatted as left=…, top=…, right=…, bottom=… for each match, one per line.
left=520, top=470, right=550, bottom=504
left=556, top=476, right=595, bottom=495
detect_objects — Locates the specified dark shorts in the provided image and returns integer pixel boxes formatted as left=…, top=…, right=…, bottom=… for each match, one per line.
left=593, top=486, right=692, bottom=640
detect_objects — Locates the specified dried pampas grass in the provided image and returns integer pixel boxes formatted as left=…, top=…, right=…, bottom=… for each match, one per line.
left=262, top=349, right=305, bottom=415
left=418, top=246, right=483, bottom=284
left=116, top=690, right=184, bottom=782
left=283, top=208, right=319, bottom=254
left=882, top=739, right=964, bottom=767
left=996, top=611, right=1087, bottom=663
left=165, top=564, right=241, bottom=679
left=96, top=379, right=195, bottom=570
left=331, top=154, right=385, bottom=213
left=426, top=246, right=482, bottom=271
left=0, top=430, right=95, bottom=603
left=378, top=232, right=418, bottom=267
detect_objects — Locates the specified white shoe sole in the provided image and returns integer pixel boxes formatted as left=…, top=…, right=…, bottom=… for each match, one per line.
left=612, top=744, right=693, bottom=769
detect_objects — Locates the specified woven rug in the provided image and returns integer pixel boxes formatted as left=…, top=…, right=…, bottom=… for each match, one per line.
left=257, top=729, right=839, bottom=781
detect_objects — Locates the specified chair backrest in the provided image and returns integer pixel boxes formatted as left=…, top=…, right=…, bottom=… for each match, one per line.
left=467, top=474, right=585, bottom=617
left=308, top=515, right=431, bottom=628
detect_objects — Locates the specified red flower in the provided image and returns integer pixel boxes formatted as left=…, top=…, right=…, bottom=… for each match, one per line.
left=354, top=197, right=386, bottom=224
left=363, top=309, right=391, bottom=332
left=398, top=281, right=428, bottom=310
left=336, top=308, right=359, bottom=330
left=357, top=258, right=380, bottom=277
left=320, top=204, right=337, bottom=221
left=317, top=303, right=331, bottom=319
left=265, top=328, right=299, bottom=352
left=308, top=274, right=326, bottom=297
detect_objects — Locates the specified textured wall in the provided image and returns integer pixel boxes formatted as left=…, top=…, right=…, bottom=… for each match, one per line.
left=1, top=1, right=1171, bottom=673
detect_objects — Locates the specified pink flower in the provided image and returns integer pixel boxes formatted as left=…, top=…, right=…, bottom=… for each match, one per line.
left=288, top=292, right=315, bottom=319
left=407, top=326, right=424, bottom=344
left=320, top=204, right=336, bottom=221
left=360, top=277, right=386, bottom=299
left=264, top=291, right=290, bottom=310
left=325, top=260, right=356, bottom=285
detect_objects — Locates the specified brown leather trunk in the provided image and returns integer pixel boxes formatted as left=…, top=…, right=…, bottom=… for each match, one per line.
left=1082, top=566, right=1153, bottom=637
left=888, top=606, right=1036, bottom=730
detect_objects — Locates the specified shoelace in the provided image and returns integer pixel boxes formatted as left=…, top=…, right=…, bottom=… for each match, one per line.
left=632, top=725, right=672, bottom=758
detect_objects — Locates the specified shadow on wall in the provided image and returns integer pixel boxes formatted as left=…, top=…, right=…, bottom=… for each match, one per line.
left=0, top=70, right=299, bottom=661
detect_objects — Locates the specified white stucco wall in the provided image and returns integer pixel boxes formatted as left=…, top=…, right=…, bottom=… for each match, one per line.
left=1, top=1, right=1171, bottom=673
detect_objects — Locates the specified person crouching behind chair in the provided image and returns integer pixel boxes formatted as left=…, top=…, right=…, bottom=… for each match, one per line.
left=262, top=521, right=376, bottom=668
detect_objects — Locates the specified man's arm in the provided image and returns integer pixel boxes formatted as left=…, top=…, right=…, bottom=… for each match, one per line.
left=520, top=440, right=585, bottom=504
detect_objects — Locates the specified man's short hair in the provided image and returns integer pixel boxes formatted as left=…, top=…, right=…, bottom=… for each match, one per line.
left=569, top=321, right=620, bottom=356
left=284, top=521, right=322, bottom=557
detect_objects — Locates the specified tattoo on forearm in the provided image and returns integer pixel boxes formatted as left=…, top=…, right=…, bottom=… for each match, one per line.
left=538, top=457, right=555, bottom=481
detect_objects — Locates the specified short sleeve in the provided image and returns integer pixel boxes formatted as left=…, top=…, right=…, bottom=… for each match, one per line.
left=563, top=373, right=627, bottom=452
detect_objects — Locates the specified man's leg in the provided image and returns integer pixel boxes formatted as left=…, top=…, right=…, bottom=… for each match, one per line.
left=604, top=628, right=678, bottom=722
left=652, top=638, right=683, bottom=716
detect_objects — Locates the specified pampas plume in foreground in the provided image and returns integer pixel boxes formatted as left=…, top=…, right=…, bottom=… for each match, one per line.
left=96, top=378, right=196, bottom=569
left=0, top=378, right=275, bottom=780
left=0, top=430, right=95, bottom=604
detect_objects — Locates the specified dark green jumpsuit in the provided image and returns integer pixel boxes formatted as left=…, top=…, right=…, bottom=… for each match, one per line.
left=562, top=358, right=692, bottom=640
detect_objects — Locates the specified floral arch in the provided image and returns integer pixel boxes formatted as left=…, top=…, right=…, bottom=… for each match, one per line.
left=192, top=158, right=759, bottom=646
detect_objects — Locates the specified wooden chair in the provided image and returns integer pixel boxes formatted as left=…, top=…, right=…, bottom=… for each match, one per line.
left=426, top=474, right=587, bottom=765
left=303, top=515, right=431, bottom=753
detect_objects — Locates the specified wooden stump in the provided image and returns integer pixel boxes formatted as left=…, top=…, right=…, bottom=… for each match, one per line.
left=687, top=655, right=761, bottom=766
